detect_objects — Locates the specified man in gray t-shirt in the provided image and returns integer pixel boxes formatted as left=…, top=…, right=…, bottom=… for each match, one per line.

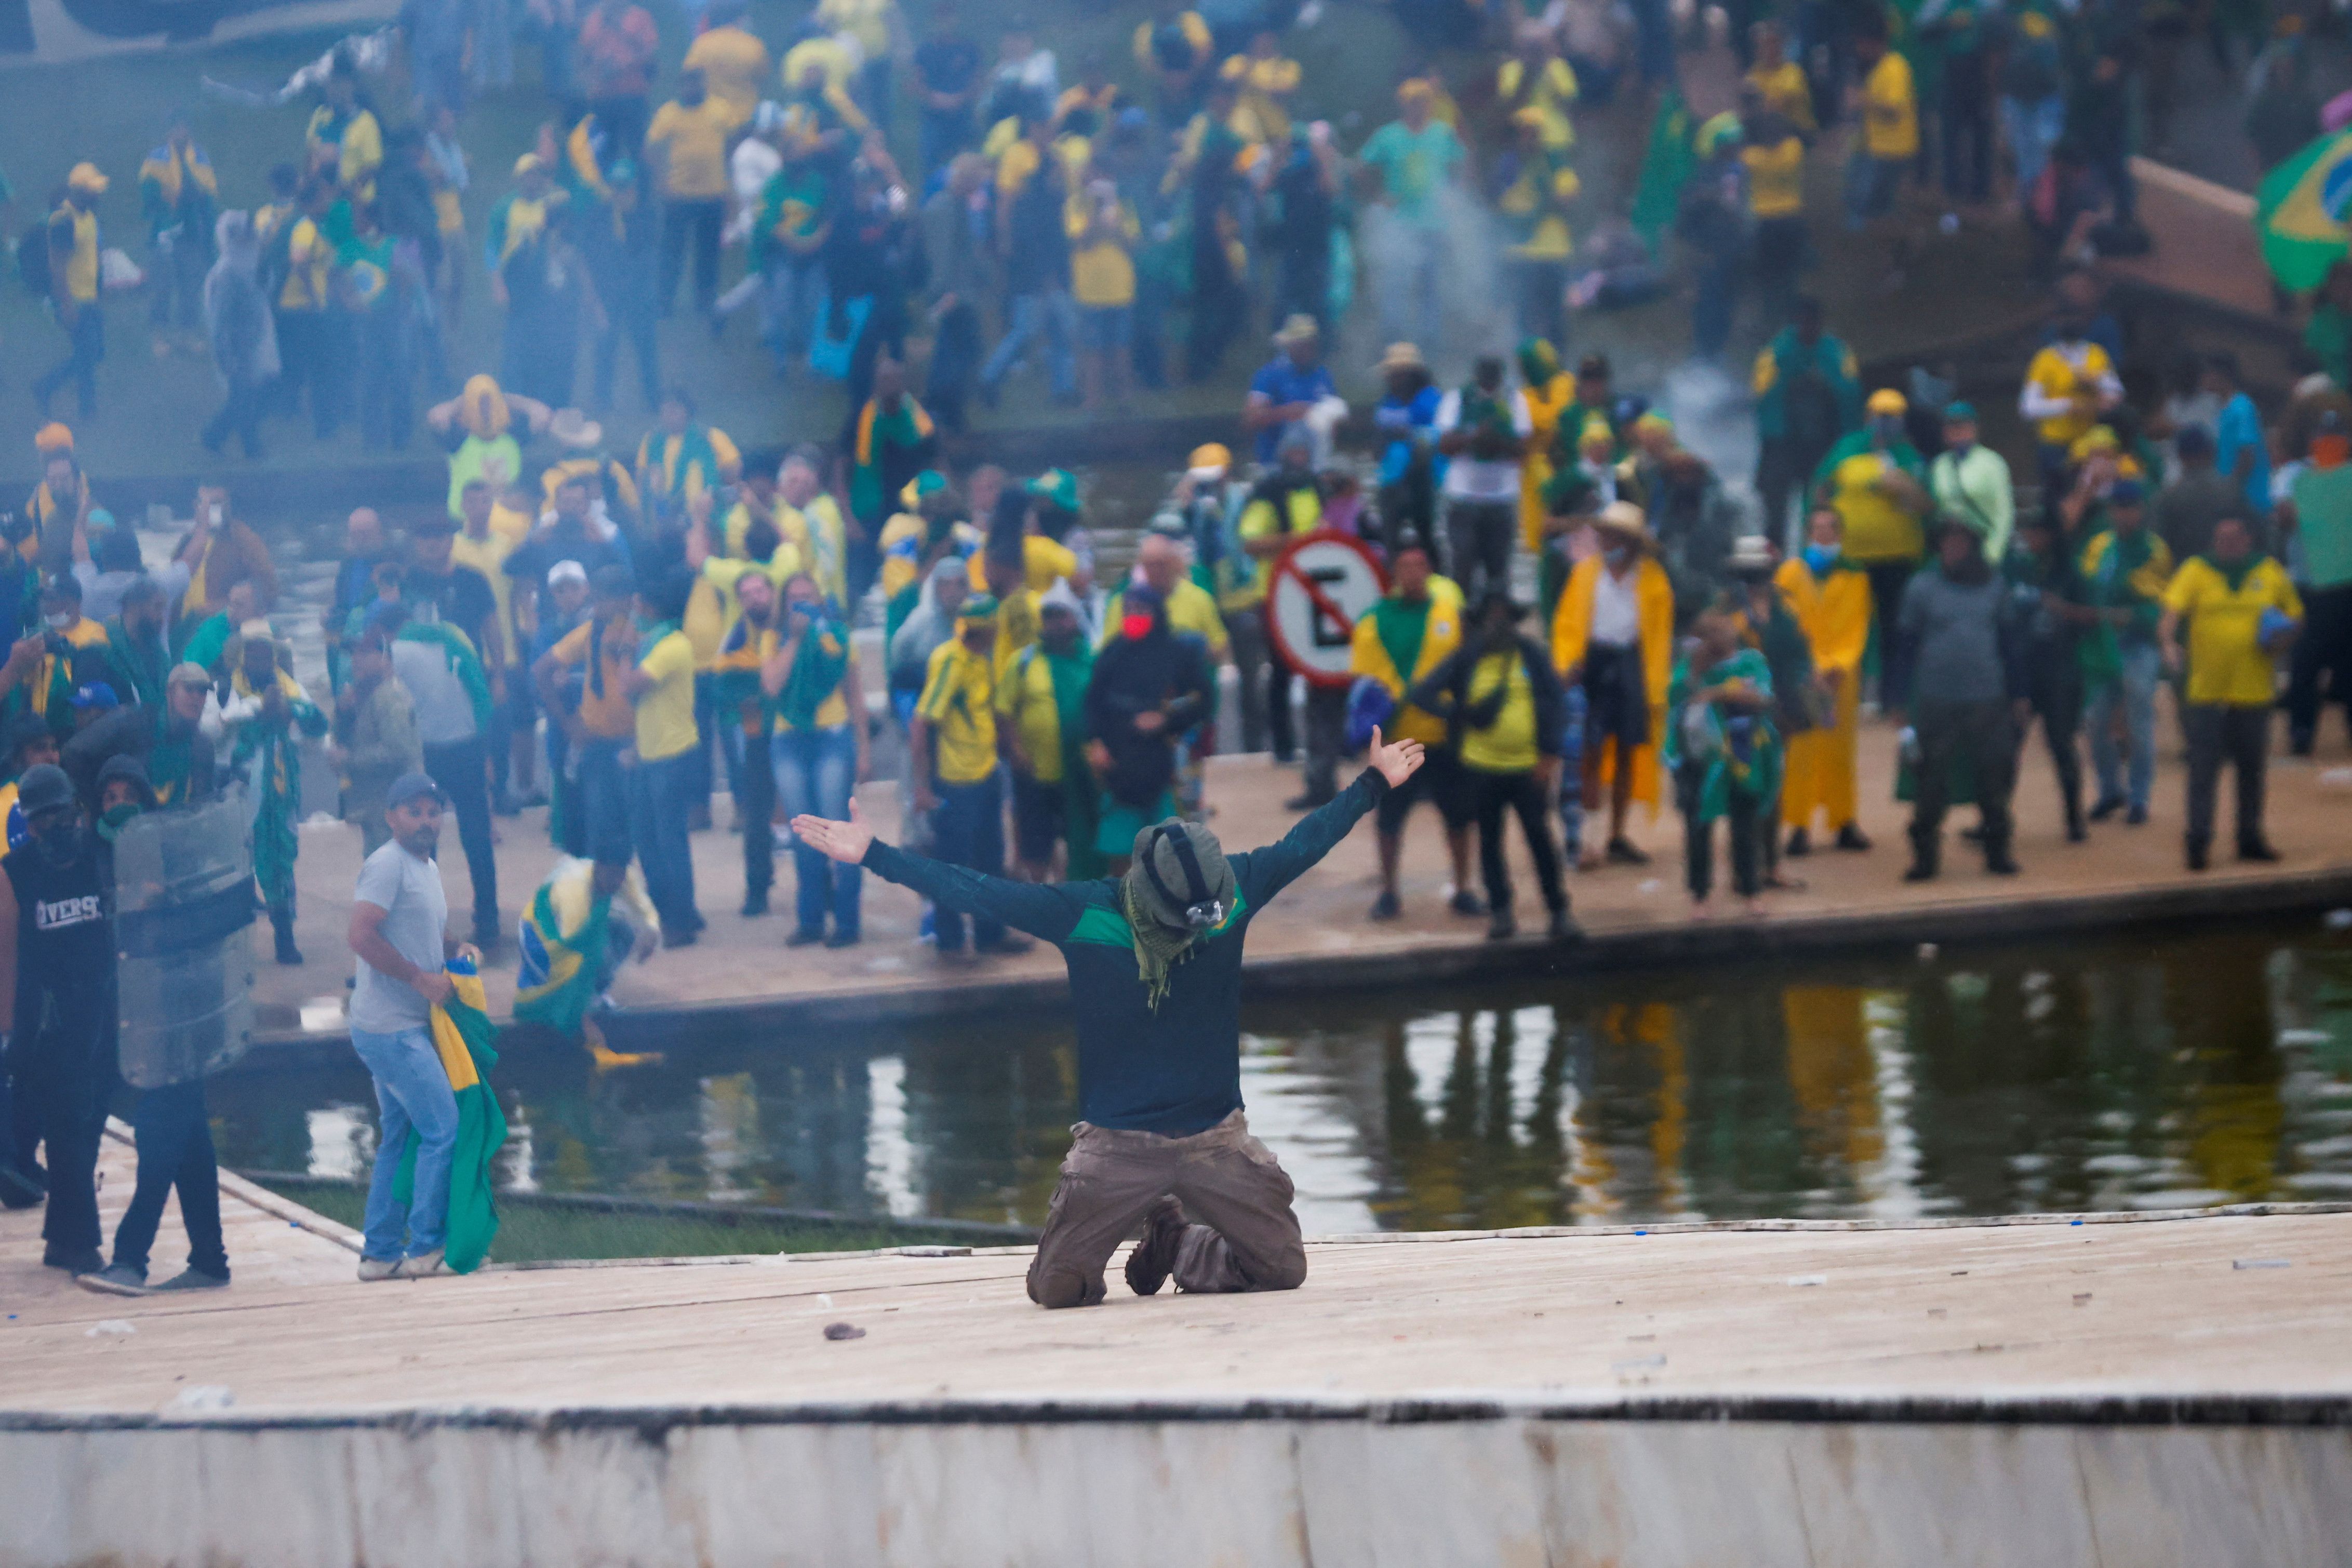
left=344, top=771, right=475, bottom=1281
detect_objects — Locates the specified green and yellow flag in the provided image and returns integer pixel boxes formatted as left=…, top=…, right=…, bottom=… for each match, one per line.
left=393, top=957, right=507, bottom=1273
left=1631, top=86, right=1695, bottom=251
left=2257, top=126, right=2352, bottom=292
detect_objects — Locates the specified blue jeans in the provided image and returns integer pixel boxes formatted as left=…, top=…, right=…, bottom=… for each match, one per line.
left=2000, top=96, right=2065, bottom=209
left=930, top=773, right=1006, bottom=950
left=980, top=287, right=1078, bottom=401
left=575, top=737, right=633, bottom=862
left=2087, top=639, right=2160, bottom=810
left=773, top=723, right=862, bottom=937
left=351, top=1025, right=458, bottom=1261
left=110, top=1079, right=226, bottom=1279
left=761, top=257, right=825, bottom=372
left=627, top=750, right=701, bottom=934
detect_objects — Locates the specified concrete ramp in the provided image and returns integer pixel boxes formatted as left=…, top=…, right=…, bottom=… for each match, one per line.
left=7, top=1207, right=2350, bottom=1566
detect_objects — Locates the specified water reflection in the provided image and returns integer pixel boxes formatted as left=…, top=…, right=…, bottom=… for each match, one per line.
left=204, top=926, right=2352, bottom=1230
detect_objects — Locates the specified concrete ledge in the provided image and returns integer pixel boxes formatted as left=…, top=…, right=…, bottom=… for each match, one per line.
left=6, top=1408, right=2347, bottom=1567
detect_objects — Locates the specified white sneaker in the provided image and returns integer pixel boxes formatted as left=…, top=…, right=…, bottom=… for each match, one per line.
left=394, top=1248, right=447, bottom=1279
left=357, top=1255, right=400, bottom=1282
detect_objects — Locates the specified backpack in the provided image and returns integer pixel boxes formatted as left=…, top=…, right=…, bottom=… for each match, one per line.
left=16, top=217, right=51, bottom=298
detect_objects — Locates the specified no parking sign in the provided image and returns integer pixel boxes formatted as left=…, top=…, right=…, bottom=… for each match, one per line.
left=1266, top=532, right=1388, bottom=689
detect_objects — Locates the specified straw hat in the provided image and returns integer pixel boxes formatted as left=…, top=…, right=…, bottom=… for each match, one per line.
left=1271, top=313, right=1320, bottom=347
left=1594, top=501, right=1650, bottom=542
left=65, top=163, right=109, bottom=194
left=1377, top=342, right=1426, bottom=374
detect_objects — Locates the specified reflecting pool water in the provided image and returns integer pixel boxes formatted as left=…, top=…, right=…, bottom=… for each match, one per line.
left=207, top=922, right=2352, bottom=1234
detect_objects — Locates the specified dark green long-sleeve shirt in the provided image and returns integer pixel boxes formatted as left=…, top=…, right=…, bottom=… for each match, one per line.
left=862, top=769, right=1390, bottom=1135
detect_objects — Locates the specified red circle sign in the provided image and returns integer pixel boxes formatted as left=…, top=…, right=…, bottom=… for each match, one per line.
left=1266, top=531, right=1390, bottom=689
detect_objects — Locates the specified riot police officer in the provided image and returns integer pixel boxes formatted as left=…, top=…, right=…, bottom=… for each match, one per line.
left=0, top=762, right=116, bottom=1272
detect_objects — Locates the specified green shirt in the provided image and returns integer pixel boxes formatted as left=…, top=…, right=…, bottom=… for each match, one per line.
left=1358, top=119, right=1464, bottom=229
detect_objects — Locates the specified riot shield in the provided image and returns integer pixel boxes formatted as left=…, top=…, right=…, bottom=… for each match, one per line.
left=114, top=786, right=259, bottom=1089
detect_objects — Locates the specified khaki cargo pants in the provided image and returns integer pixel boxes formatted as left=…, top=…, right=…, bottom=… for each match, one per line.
left=1026, top=1110, right=1308, bottom=1309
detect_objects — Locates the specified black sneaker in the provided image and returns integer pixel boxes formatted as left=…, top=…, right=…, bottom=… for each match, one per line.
left=823, top=929, right=862, bottom=948
left=741, top=890, right=770, bottom=918
left=785, top=927, right=823, bottom=947
left=1124, top=1196, right=1187, bottom=1297
left=1784, top=827, right=1811, bottom=858
left=1835, top=823, right=1873, bottom=852
left=150, top=1267, right=231, bottom=1292
left=1486, top=909, right=1516, bottom=941
left=1984, top=849, right=2021, bottom=876
left=2239, top=839, right=2282, bottom=863
left=1606, top=837, right=1650, bottom=866
left=1547, top=908, right=1580, bottom=942
left=2088, top=795, right=2125, bottom=823
left=2125, top=804, right=2148, bottom=826
left=43, top=1246, right=104, bottom=1275
left=1902, top=861, right=1937, bottom=883
left=1448, top=889, right=1486, bottom=918
left=2187, top=841, right=2210, bottom=872
left=1369, top=889, right=1401, bottom=921
left=0, top=1163, right=42, bottom=1210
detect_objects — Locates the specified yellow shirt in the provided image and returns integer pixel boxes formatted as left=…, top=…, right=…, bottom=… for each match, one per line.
left=1461, top=650, right=1538, bottom=774
left=2162, top=557, right=2303, bottom=707
left=2021, top=342, right=2119, bottom=448
left=756, top=620, right=854, bottom=732
left=701, top=547, right=804, bottom=648
left=1496, top=55, right=1580, bottom=148
left=279, top=216, right=331, bottom=311
left=783, top=32, right=859, bottom=92
left=551, top=619, right=639, bottom=739
left=1066, top=193, right=1140, bottom=306
left=1498, top=157, right=1579, bottom=260
left=916, top=639, right=998, bottom=785
left=683, top=24, right=771, bottom=128
left=450, top=527, right=519, bottom=663
left=1101, top=580, right=1228, bottom=660
left=1346, top=595, right=1463, bottom=747
left=1745, top=60, right=1816, bottom=132
left=634, top=629, right=700, bottom=761
left=647, top=98, right=734, bottom=199
left=52, top=205, right=99, bottom=303
left=1826, top=449, right=1923, bottom=564
left=991, top=587, right=1042, bottom=688
left=996, top=644, right=1070, bottom=783
left=968, top=534, right=1081, bottom=596
left=1862, top=53, right=1918, bottom=160
left=1742, top=135, right=1806, bottom=219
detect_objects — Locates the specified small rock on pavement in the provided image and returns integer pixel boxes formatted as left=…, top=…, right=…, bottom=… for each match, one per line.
left=823, top=1321, right=867, bottom=1342
left=86, top=1320, right=135, bottom=1337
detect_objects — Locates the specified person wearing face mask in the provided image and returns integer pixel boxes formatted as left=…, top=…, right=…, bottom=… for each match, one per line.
left=790, top=730, right=1427, bottom=1309
left=0, top=763, right=116, bottom=1273
left=911, top=593, right=1021, bottom=956
left=1552, top=502, right=1675, bottom=870
left=1086, top=585, right=1214, bottom=878
left=1775, top=508, right=1876, bottom=856
left=1812, top=387, right=1929, bottom=706
left=1405, top=590, right=1573, bottom=941
left=1928, top=401, right=2016, bottom=564
left=760, top=573, right=870, bottom=944
left=20, top=575, right=113, bottom=740
left=76, top=757, right=235, bottom=1298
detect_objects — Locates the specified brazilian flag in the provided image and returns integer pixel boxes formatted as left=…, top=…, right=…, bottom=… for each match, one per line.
left=393, top=956, right=507, bottom=1273
left=2257, top=127, right=2352, bottom=292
